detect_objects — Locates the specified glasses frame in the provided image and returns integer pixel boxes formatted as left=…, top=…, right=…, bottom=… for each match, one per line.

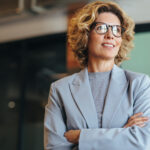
left=91, top=22, right=125, bottom=38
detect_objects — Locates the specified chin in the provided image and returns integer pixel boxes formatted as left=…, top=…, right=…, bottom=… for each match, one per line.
left=99, top=54, right=117, bottom=61
left=90, top=51, right=117, bottom=60
left=99, top=53, right=116, bottom=59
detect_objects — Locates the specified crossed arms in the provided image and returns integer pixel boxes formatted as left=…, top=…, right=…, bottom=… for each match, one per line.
left=44, top=75, right=150, bottom=150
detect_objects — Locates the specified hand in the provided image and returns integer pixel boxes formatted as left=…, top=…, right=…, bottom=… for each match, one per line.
left=124, top=112, right=149, bottom=128
left=64, top=130, right=81, bottom=144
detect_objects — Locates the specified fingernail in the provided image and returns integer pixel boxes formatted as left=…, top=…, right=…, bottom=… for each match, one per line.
left=141, top=124, right=145, bottom=127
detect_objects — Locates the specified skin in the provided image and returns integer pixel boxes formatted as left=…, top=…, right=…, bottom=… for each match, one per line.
left=124, top=112, right=149, bottom=128
left=64, top=12, right=149, bottom=144
left=87, top=12, right=122, bottom=72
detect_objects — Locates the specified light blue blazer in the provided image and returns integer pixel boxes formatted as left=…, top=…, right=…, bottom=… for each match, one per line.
left=44, top=65, right=150, bottom=150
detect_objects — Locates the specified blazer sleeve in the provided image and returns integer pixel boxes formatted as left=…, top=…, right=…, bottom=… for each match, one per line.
left=79, top=75, right=150, bottom=150
left=44, top=83, right=75, bottom=150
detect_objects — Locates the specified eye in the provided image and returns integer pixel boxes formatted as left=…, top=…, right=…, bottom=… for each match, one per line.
left=113, top=26, right=121, bottom=34
left=96, top=24, right=107, bottom=33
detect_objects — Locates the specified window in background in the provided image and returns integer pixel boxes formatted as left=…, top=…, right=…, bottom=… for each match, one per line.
left=122, top=31, right=150, bottom=76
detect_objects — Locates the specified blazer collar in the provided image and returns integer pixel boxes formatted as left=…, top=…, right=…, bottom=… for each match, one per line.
left=69, top=65, right=128, bottom=128
left=102, top=65, right=129, bottom=128
left=70, top=67, right=98, bottom=128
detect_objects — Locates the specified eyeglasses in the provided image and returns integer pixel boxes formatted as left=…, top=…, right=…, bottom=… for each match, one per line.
left=91, top=22, right=125, bottom=37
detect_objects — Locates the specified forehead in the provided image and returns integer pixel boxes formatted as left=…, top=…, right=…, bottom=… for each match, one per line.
left=95, top=12, right=121, bottom=25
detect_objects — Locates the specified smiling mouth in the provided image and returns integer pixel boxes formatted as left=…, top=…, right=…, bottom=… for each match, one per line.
left=102, top=43, right=115, bottom=48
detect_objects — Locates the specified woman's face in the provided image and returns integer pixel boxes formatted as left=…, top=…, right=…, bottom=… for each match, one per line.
left=88, top=12, right=122, bottom=62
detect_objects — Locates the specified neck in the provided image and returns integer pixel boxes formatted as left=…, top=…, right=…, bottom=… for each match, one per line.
left=88, top=58, right=114, bottom=72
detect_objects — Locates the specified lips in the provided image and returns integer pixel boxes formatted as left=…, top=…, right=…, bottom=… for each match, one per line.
left=102, top=42, right=115, bottom=47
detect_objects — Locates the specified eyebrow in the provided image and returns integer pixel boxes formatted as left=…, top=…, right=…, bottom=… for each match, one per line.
left=94, top=22, right=121, bottom=26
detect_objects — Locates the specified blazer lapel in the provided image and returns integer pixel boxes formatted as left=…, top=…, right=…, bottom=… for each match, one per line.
left=102, top=65, right=129, bottom=128
left=69, top=68, right=98, bottom=128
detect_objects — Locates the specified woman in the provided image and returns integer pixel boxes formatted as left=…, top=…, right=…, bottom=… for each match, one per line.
left=44, top=1, right=150, bottom=150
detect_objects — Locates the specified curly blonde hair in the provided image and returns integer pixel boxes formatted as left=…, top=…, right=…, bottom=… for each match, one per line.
left=68, top=1, right=135, bottom=67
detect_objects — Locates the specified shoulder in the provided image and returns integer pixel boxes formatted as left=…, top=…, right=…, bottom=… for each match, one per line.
left=118, top=68, right=150, bottom=101
left=122, top=68, right=150, bottom=89
left=50, top=71, right=80, bottom=89
left=113, top=65, right=149, bottom=84
left=123, top=69, right=149, bottom=82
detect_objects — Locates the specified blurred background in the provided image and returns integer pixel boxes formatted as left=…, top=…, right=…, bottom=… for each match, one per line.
left=0, top=0, right=150, bottom=150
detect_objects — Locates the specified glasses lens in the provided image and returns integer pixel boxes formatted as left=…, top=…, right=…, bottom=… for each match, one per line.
left=95, top=24, right=107, bottom=34
left=112, top=26, right=122, bottom=37
left=94, top=22, right=125, bottom=37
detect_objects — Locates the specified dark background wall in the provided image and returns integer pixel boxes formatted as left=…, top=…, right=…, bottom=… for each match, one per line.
left=0, top=32, right=66, bottom=150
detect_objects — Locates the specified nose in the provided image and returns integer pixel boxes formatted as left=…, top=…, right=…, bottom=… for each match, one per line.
left=104, top=27, right=114, bottom=39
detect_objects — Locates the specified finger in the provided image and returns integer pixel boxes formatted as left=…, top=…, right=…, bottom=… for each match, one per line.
left=128, top=118, right=148, bottom=126
left=127, top=119, right=148, bottom=127
left=64, top=131, right=71, bottom=138
left=131, top=117, right=149, bottom=124
left=124, top=123, right=139, bottom=128
left=129, top=112, right=143, bottom=121
left=140, top=117, right=149, bottom=122
left=133, top=117, right=149, bottom=122
left=129, top=116, right=148, bottom=122
left=132, top=123, right=145, bottom=127
left=124, top=123, right=145, bottom=128
left=138, top=124, right=146, bottom=127
left=124, top=117, right=148, bottom=128
left=136, top=122, right=146, bottom=126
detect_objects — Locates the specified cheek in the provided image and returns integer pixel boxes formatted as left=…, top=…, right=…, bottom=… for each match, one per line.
left=88, top=35, right=99, bottom=48
left=114, top=40, right=122, bottom=52
left=89, top=31, right=103, bottom=44
left=116, top=39, right=122, bottom=54
left=117, top=39, right=122, bottom=47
